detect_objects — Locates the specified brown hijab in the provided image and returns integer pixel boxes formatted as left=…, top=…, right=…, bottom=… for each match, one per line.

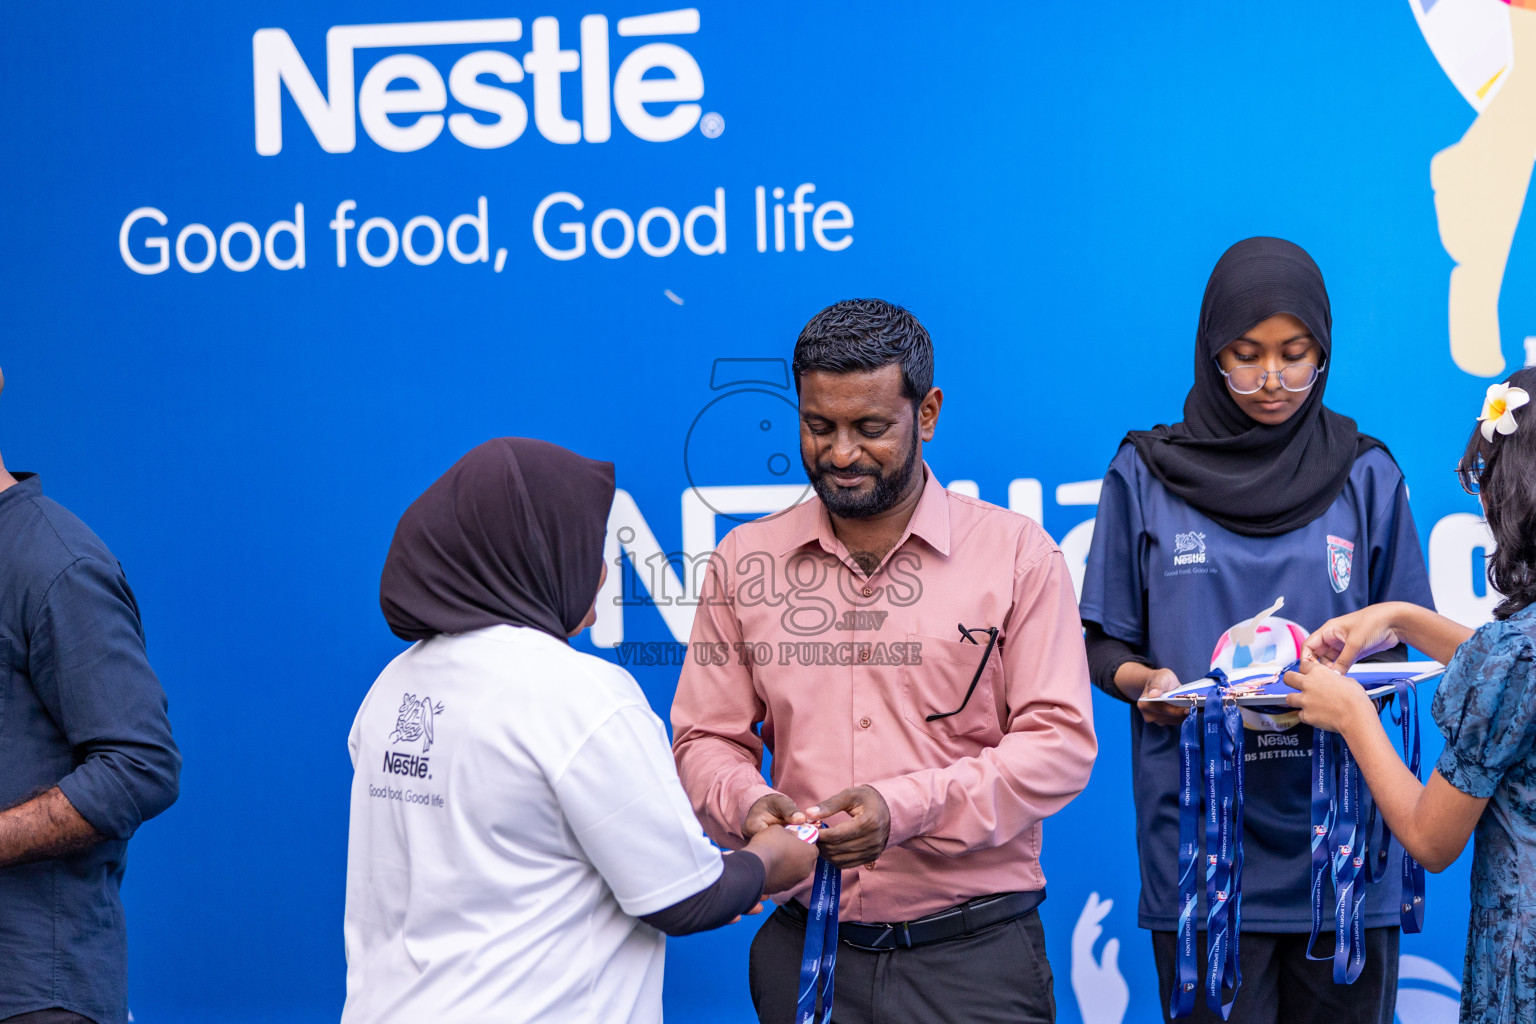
left=380, top=438, right=615, bottom=642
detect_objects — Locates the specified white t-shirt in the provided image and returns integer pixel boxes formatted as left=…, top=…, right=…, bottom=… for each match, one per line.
left=341, top=624, right=724, bottom=1024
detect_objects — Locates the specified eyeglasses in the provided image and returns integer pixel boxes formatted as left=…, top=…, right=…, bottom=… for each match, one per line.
left=1457, top=456, right=1486, bottom=496
left=926, top=624, right=999, bottom=721
left=1216, top=360, right=1326, bottom=395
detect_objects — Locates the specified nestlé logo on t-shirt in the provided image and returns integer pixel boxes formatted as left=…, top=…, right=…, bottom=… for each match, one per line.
left=384, top=693, right=443, bottom=778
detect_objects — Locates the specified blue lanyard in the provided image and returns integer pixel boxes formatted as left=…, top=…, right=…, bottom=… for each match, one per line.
left=1170, top=704, right=1203, bottom=1020
left=1304, top=675, right=1427, bottom=983
left=1203, top=694, right=1242, bottom=1018
left=1227, top=695, right=1245, bottom=1008
left=796, top=855, right=842, bottom=1024
left=1391, top=678, right=1426, bottom=932
left=1305, top=720, right=1336, bottom=963
left=1171, top=672, right=1244, bottom=1020
left=1304, top=727, right=1369, bottom=982
left=1330, top=739, right=1369, bottom=983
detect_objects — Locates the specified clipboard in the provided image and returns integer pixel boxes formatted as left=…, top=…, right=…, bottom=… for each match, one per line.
left=1141, top=661, right=1445, bottom=711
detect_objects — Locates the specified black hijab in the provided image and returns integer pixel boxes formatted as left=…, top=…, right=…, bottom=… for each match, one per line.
left=380, top=438, right=615, bottom=642
left=1126, top=237, right=1384, bottom=537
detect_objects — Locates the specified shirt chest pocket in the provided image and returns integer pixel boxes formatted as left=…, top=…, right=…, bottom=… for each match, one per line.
left=898, top=632, right=1003, bottom=743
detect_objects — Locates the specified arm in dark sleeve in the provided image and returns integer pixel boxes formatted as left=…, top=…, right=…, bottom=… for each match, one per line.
left=640, top=850, right=765, bottom=936
left=1079, top=450, right=1150, bottom=649
left=28, top=557, right=181, bottom=840
left=1083, top=619, right=1149, bottom=701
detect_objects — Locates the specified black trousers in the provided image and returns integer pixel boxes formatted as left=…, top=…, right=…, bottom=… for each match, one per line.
left=1150, top=928, right=1399, bottom=1024
left=749, top=902, right=1056, bottom=1024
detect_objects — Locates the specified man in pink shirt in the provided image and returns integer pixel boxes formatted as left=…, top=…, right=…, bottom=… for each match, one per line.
left=671, top=299, right=1097, bottom=1023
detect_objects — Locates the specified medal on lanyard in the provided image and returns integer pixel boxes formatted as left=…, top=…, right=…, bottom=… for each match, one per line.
left=793, top=824, right=841, bottom=1024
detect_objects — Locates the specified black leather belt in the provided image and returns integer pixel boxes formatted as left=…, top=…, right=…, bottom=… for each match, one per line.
left=783, top=889, right=1045, bottom=952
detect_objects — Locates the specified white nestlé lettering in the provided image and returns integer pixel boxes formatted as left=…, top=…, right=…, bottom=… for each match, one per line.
left=253, top=10, right=705, bottom=154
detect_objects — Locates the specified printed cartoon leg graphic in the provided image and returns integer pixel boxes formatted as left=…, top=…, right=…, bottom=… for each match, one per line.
left=1431, top=2, right=1536, bottom=378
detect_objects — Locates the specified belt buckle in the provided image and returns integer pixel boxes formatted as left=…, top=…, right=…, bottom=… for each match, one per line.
left=841, top=924, right=894, bottom=953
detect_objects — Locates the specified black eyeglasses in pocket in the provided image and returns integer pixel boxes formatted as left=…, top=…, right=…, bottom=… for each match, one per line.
left=925, top=624, right=999, bottom=722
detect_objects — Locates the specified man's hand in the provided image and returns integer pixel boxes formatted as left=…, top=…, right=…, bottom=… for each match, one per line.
left=805, top=786, right=890, bottom=869
left=742, top=792, right=806, bottom=839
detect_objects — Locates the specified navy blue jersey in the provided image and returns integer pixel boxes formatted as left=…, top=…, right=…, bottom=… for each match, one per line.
left=1080, top=444, right=1434, bottom=931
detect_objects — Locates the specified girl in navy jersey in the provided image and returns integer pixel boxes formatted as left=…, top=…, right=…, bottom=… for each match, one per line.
left=1079, top=237, right=1434, bottom=1024
left=1289, top=368, right=1536, bottom=1024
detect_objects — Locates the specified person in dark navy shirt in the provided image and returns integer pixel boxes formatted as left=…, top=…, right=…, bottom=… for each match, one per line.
left=0, top=368, right=181, bottom=1024
left=1079, top=238, right=1434, bottom=1024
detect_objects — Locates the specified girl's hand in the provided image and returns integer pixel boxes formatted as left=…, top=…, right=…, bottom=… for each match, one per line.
left=1136, top=668, right=1191, bottom=726
left=1284, top=661, right=1376, bottom=737
left=1301, top=604, right=1404, bottom=673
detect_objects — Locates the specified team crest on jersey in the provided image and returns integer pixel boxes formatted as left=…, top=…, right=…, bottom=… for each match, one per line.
left=389, top=693, right=444, bottom=753
left=1326, top=535, right=1354, bottom=593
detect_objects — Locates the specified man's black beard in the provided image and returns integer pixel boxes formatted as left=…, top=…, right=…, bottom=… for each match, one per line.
left=804, top=427, right=921, bottom=519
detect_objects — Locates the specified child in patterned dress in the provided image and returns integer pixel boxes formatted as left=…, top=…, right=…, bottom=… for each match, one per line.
left=1287, top=368, right=1536, bottom=1024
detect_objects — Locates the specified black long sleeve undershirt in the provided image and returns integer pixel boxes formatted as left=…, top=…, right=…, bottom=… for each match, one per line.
left=1083, top=620, right=1148, bottom=701
left=640, top=850, right=765, bottom=937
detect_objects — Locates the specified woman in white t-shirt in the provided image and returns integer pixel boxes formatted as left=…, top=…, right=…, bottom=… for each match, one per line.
left=342, top=438, right=816, bottom=1024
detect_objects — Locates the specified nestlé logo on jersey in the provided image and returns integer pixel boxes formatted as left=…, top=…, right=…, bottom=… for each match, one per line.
left=254, top=9, right=706, bottom=154
left=1172, top=531, right=1207, bottom=565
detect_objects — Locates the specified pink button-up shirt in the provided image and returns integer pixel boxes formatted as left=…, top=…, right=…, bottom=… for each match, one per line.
left=671, top=464, right=1096, bottom=922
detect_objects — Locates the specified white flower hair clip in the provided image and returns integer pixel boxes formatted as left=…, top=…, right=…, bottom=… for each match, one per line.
left=1479, top=383, right=1530, bottom=442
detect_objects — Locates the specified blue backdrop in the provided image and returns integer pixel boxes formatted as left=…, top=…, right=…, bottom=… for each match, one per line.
left=0, top=2, right=1525, bottom=1022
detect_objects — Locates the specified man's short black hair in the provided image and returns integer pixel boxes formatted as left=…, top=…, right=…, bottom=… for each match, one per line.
left=792, top=299, right=934, bottom=408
